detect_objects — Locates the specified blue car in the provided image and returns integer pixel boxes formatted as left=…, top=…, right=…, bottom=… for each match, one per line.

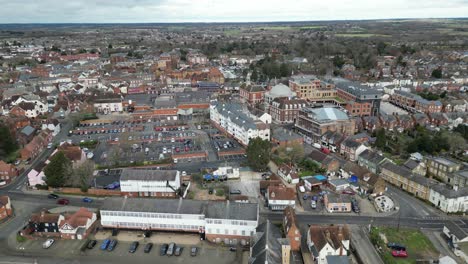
left=82, top=197, right=93, bottom=203
left=108, top=240, right=118, bottom=251
left=100, top=239, right=111, bottom=250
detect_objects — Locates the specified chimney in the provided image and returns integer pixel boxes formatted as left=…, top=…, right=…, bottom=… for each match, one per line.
left=40, top=210, right=45, bottom=221
left=338, top=226, right=344, bottom=256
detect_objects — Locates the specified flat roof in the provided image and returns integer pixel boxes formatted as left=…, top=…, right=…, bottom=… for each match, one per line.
left=120, top=168, right=178, bottom=182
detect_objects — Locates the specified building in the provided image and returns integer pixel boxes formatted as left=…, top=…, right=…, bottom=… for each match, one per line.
left=443, top=222, right=468, bottom=263
left=93, top=98, right=123, bottom=114
left=269, top=97, right=308, bottom=124
left=264, top=83, right=297, bottom=106
left=427, top=157, right=463, bottom=186
left=402, top=159, right=427, bottom=177
left=119, top=168, right=181, bottom=197
left=429, top=185, right=468, bottom=213
left=307, top=150, right=341, bottom=175
left=249, top=220, right=291, bottom=264
left=296, top=106, right=355, bottom=143
left=0, top=196, right=12, bottom=221
left=391, top=90, right=442, bottom=113
left=357, top=149, right=388, bottom=174
left=283, top=207, right=301, bottom=252
left=306, top=225, right=351, bottom=264
left=339, top=139, right=368, bottom=162
left=277, top=164, right=300, bottom=184
left=265, top=185, right=296, bottom=211
left=0, top=160, right=18, bottom=184
left=58, top=207, right=97, bottom=240
left=210, top=102, right=270, bottom=146
left=324, top=194, right=352, bottom=213
left=240, top=85, right=266, bottom=105
left=271, top=128, right=304, bottom=148
left=22, top=210, right=61, bottom=238
left=100, top=197, right=258, bottom=245
left=381, top=161, right=438, bottom=200
left=335, top=80, right=383, bottom=117
left=289, top=75, right=337, bottom=102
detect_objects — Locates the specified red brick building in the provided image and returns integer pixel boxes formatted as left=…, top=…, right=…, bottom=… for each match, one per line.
left=283, top=206, right=301, bottom=251
left=0, top=196, right=13, bottom=221
left=269, top=97, right=308, bottom=124
left=0, top=161, right=18, bottom=184
left=240, top=85, right=265, bottom=105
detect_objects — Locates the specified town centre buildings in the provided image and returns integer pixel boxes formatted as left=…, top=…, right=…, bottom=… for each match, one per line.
left=100, top=197, right=259, bottom=245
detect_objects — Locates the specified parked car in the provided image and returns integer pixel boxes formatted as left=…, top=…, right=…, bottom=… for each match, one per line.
left=190, top=246, right=198, bottom=256
left=57, top=198, right=70, bottom=205
left=144, top=231, right=151, bottom=238
left=342, top=190, right=355, bottom=195
left=303, top=194, right=308, bottom=200
left=107, top=240, right=118, bottom=251
left=174, top=245, right=183, bottom=256
left=167, top=242, right=176, bottom=256
left=82, top=197, right=93, bottom=203
left=160, top=243, right=169, bottom=256
left=42, top=239, right=54, bottom=249
left=392, top=250, right=408, bottom=258
left=229, top=247, right=237, bottom=252
left=299, top=186, right=305, bottom=193
left=100, top=239, right=111, bottom=250
left=311, top=200, right=317, bottom=209
left=144, top=243, right=153, bottom=253
left=129, top=241, right=139, bottom=253
left=230, top=189, right=241, bottom=195
left=48, top=193, right=59, bottom=199
left=86, top=240, right=97, bottom=249
left=387, top=243, right=406, bottom=251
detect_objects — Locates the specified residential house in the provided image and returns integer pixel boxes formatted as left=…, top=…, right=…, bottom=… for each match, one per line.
left=100, top=198, right=259, bottom=245
left=402, top=159, right=427, bottom=177
left=452, top=170, right=468, bottom=188
left=119, top=168, right=181, bottom=198
left=429, top=185, right=468, bottom=213
left=58, top=207, right=97, bottom=240
left=21, top=210, right=61, bottom=238
left=324, top=194, right=352, bottom=213
left=380, top=161, right=438, bottom=200
left=266, top=185, right=296, bottom=211
left=20, top=130, right=53, bottom=161
left=0, top=196, right=13, bottom=221
left=339, top=139, right=368, bottom=162
left=249, top=220, right=291, bottom=264
left=307, top=150, right=341, bottom=175
left=277, top=164, right=300, bottom=184
left=361, top=115, right=380, bottom=132
left=41, top=119, right=61, bottom=136
left=271, top=128, right=304, bottom=148
left=396, top=114, right=414, bottom=131
left=283, top=206, right=301, bottom=252
left=390, top=90, right=442, bottom=113
left=27, top=163, right=46, bottom=187
left=379, top=113, right=398, bottom=131
left=427, top=157, right=462, bottom=185
left=259, top=179, right=282, bottom=196
left=428, top=112, right=449, bottom=127
left=53, top=143, right=86, bottom=168
left=18, top=125, right=36, bottom=146
left=357, top=149, right=388, bottom=174
left=0, top=160, right=18, bottom=184
left=321, top=131, right=346, bottom=153
left=306, top=225, right=351, bottom=264
left=443, top=221, right=468, bottom=263
left=412, top=113, right=429, bottom=127
left=341, top=161, right=386, bottom=195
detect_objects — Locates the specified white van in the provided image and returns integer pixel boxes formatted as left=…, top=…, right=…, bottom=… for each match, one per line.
left=299, top=186, right=305, bottom=193
left=43, top=239, right=54, bottom=249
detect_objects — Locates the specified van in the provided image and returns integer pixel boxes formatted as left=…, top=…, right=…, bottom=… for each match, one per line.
left=167, top=242, right=176, bottom=256
left=299, top=186, right=305, bottom=193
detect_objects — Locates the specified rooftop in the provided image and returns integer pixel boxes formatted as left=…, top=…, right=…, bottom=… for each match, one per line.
left=302, top=107, right=349, bottom=122
left=120, top=168, right=178, bottom=182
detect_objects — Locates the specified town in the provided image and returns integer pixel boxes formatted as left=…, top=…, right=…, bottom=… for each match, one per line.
left=0, top=18, right=467, bottom=264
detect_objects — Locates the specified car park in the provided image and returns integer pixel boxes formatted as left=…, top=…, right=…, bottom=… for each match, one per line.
left=190, top=246, right=198, bottom=256
left=48, top=193, right=59, bottom=199
left=107, top=240, right=118, bottom=251
left=100, top=239, right=111, bottom=250
left=129, top=241, right=139, bottom=253
left=86, top=240, right=97, bottom=249
left=160, top=243, right=169, bottom=256
left=167, top=242, right=176, bottom=256
left=144, top=243, right=153, bottom=253
left=42, top=239, right=54, bottom=249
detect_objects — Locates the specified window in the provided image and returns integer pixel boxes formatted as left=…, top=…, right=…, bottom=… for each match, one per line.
left=242, top=230, right=246, bottom=236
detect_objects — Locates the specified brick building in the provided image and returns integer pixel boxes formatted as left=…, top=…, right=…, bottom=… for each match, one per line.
left=240, top=85, right=265, bottom=105
left=0, top=161, right=18, bottom=184
left=269, top=97, right=308, bottom=124
left=335, top=80, right=382, bottom=117
left=0, top=196, right=13, bottom=221
left=289, top=75, right=337, bottom=103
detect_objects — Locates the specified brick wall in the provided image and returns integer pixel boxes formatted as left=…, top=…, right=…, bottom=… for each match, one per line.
left=58, top=188, right=121, bottom=196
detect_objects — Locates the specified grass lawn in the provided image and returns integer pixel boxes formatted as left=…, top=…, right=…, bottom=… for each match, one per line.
left=335, top=33, right=391, bottom=38
left=371, top=227, right=439, bottom=264
left=299, top=26, right=325, bottom=30
left=223, top=29, right=242, bottom=36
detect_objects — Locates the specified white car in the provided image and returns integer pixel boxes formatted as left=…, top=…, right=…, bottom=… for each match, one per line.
left=173, top=158, right=178, bottom=163
left=47, top=143, right=53, bottom=149
left=182, top=171, right=187, bottom=176
left=43, top=239, right=54, bottom=249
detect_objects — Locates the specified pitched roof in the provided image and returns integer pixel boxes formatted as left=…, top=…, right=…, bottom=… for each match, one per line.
left=30, top=210, right=60, bottom=223
left=308, top=225, right=350, bottom=256
left=57, top=144, right=83, bottom=162
left=59, top=207, right=94, bottom=229
left=250, top=220, right=284, bottom=264
left=267, top=185, right=295, bottom=201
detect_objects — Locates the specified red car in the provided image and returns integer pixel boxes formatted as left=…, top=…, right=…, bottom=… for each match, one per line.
left=342, top=190, right=355, bottom=195
left=57, top=198, right=70, bottom=205
left=392, top=250, right=408, bottom=258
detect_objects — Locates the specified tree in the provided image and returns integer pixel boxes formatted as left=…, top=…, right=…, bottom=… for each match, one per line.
left=453, top=124, right=468, bottom=140
left=279, top=63, right=290, bottom=77
left=251, top=69, right=258, bottom=82
left=276, top=142, right=304, bottom=164
left=0, top=123, right=18, bottom=158
left=246, top=138, right=271, bottom=172
left=431, top=68, right=442, bottom=79
left=332, top=55, right=345, bottom=69
left=44, top=152, right=72, bottom=188
left=71, top=160, right=95, bottom=192
left=376, top=41, right=387, bottom=55
left=375, top=128, right=387, bottom=150
left=108, top=44, right=113, bottom=49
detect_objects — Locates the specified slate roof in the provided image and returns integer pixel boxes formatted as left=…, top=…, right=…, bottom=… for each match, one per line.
left=101, top=198, right=258, bottom=221
left=308, top=225, right=350, bottom=257
left=250, top=220, right=284, bottom=264
left=272, top=128, right=302, bottom=142
left=445, top=221, right=468, bottom=240
left=358, top=149, right=386, bottom=164
left=120, top=168, right=178, bottom=182
left=431, top=184, right=468, bottom=198
left=244, top=85, right=265, bottom=93
left=213, top=102, right=266, bottom=131
left=20, top=125, right=36, bottom=136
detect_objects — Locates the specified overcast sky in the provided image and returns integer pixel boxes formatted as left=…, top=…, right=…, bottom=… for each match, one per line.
left=1, top=0, right=467, bottom=23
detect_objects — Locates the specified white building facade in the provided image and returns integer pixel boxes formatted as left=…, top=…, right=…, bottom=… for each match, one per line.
left=119, top=169, right=180, bottom=198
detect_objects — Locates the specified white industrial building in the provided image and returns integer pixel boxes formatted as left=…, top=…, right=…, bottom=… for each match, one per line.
left=210, top=102, right=270, bottom=146
left=119, top=168, right=180, bottom=198
left=100, top=197, right=258, bottom=245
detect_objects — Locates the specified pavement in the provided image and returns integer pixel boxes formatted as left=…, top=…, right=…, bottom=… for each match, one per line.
left=349, top=225, right=383, bottom=264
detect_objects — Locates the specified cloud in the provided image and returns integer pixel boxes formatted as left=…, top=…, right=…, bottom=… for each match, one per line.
left=0, top=0, right=467, bottom=23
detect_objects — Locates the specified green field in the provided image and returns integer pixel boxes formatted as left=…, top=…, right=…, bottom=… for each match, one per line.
left=299, top=26, right=325, bottom=29
left=335, top=33, right=390, bottom=38
left=371, top=227, right=439, bottom=264
left=223, top=29, right=242, bottom=36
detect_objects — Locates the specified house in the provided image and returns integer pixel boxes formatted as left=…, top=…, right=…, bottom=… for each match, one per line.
left=27, top=163, right=46, bottom=187
left=58, top=207, right=97, bottom=240
left=429, top=184, right=468, bottom=213
left=396, top=114, right=413, bottom=130
left=240, top=85, right=265, bottom=105
left=428, top=112, right=449, bottom=127
left=271, top=128, right=304, bottom=148
left=427, top=157, right=462, bottom=185
left=52, top=143, right=86, bottom=168
left=22, top=210, right=61, bottom=238
left=307, top=150, right=341, bottom=175
left=412, top=113, right=429, bottom=127
left=41, top=119, right=61, bottom=136
left=265, top=185, right=296, bottom=211
left=443, top=221, right=468, bottom=263
left=379, top=113, right=398, bottom=131
left=0, top=160, right=18, bottom=184
left=402, top=159, right=427, bottom=177
left=339, top=139, right=368, bottom=162
left=18, top=125, right=36, bottom=146
left=306, top=225, right=351, bottom=264
left=380, top=161, right=438, bottom=200
left=341, top=161, right=385, bottom=195
left=259, top=179, right=282, bottom=196
left=277, top=164, right=300, bottom=184
left=283, top=206, right=301, bottom=252
left=100, top=197, right=259, bottom=245
left=321, top=131, right=346, bottom=153
left=357, top=149, right=388, bottom=174
left=119, top=168, right=181, bottom=198
left=361, top=116, right=380, bottom=132
left=20, top=130, right=53, bottom=161
left=249, top=220, right=291, bottom=264
left=324, top=194, right=352, bottom=213
left=0, top=196, right=13, bottom=221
